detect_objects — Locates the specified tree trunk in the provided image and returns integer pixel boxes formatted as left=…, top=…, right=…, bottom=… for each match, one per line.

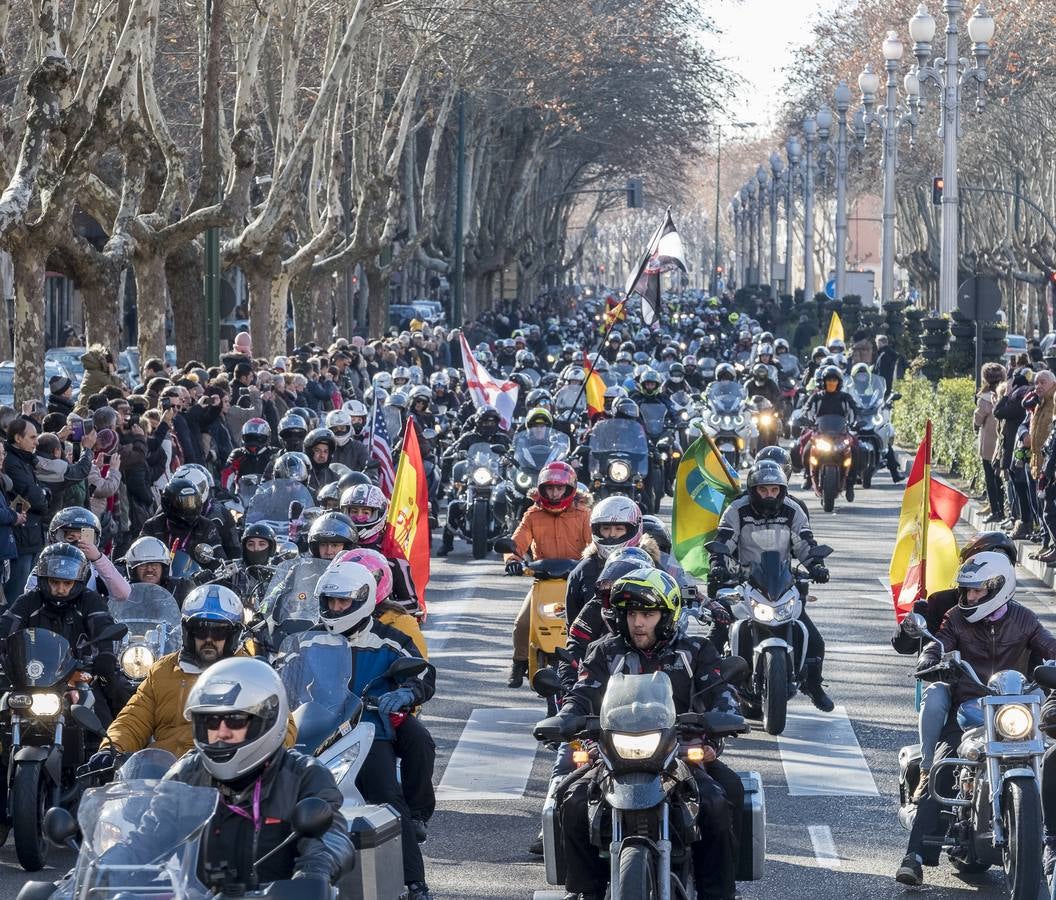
left=268, top=270, right=292, bottom=357
left=291, top=271, right=313, bottom=349
left=167, top=242, right=207, bottom=362
left=81, top=270, right=121, bottom=351
left=134, top=251, right=168, bottom=366
left=364, top=262, right=388, bottom=339
left=11, top=246, right=46, bottom=406
left=310, top=272, right=333, bottom=346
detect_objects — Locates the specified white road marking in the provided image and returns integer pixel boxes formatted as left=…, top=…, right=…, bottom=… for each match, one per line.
left=423, top=599, right=475, bottom=652
left=436, top=707, right=541, bottom=801
left=533, top=893, right=567, bottom=899
left=808, top=825, right=843, bottom=868
left=827, top=642, right=889, bottom=656
left=876, top=576, right=890, bottom=592
left=777, top=706, right=879, bottom=797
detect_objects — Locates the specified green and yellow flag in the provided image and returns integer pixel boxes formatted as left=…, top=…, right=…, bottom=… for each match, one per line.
left=672, top=434, right=741, bottom=579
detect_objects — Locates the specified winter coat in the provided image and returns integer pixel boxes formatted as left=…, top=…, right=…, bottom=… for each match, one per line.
left=0, top=588, right=119, bottom=674
left=377, top=605, right=428, bottom=658
left=79, top=349, right=123, bottom=397
left=225, top=397, right=263, bottom=450
left=0, top=473, right=18, bottom=560
left=974, top=388, right=999, bottom=462
left=141, top=511, right=227, bottom=561
left=35, top=449, right=94, bottom=521
left=504, top=494, right=592, bottom=564
left=994, top=378, right=1030, bottom=469
left=4, top=442, right=49, bottom=555
left=119, top=434, right=154, bottom=536
left=1029, top=392, right=1054, bottom=479
left=47, top=393, right=76, bottom=417
left=87, top=453, right=122, bottom=522
left=101, top=649, right=297, bottom=757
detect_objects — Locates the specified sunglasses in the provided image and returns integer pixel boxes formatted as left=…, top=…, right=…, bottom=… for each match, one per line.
left=201, top=713, right=252, bottom=731
left=189, top=622, right=235, bottom=641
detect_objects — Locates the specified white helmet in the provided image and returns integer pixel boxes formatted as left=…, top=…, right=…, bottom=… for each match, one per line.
left=316, top=560, right=377, bottom=636
left=173, top=463, right=214, bottom=503
left=123, top=536, right=170, bottom=572
left=956, top=551, right=1016, bottom=623
left=340, top=483, right=388, bottom=543
left=590, top=496, right=643, bottom=559
left=326, top=409, right=354, bottom=446
left=184, top=657, right=288, bottom=781
left=392, top=366, right=411, bottom=386
left=372, top=371, right=393, bottom=392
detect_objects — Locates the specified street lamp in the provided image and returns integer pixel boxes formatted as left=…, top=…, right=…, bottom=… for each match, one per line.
left=909, top=1, right=994, bottom=312
left=785, top=136, right=800, bottom=297
left=833, top=81, right=851, bottom=301
left=756, top=167, right=769, bottom=287
left=801, top=116, right=817, bottom=300
left=768, top=151, right=784, bottom=301
left=746, top=180, right=759, bottom=287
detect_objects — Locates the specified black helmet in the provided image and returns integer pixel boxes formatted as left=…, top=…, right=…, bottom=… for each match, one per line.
left=641, top=515, right=672, bottom=554
left=820, top=365, right=843, bottom=390
left=752, top=363, right=770, bottom=382
left=307, top=512, right=358, bottom=558
left=241, top=523, right=277, bottom=567
left=162, top=477, right=204, bottom=525
left=34, top=542, right=90, bottom=606
left=755, top=445, right=792, bottom=480
left=48, top=506, right=102, bottom=544
left=477, top=405, right=501, bottom=437
left=715, top=363, right=736, bottom=382
left=959, top=530, right=1017, bottom=565
left=337, top=469, right=373, bottom=493
left=746, top=461, right=787, bottom=514
left=304, top=427, right=337, bottom=460
left=612, top=397, right=640, bottom=420
left=278, top=413, right=308, bottom=450
left=667, top=362, right=686, bottom=385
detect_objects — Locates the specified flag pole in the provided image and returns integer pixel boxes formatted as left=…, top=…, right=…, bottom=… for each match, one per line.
left=920, top=420, right=932, bottom=598
left=569, top=298, right=627, bottom=415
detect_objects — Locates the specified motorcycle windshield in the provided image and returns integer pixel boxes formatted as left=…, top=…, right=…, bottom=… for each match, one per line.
left=169, top=550, right=201, bottom=580
left=259, top=557, right=330, bottom=626
left=777, top=355, right=799, bottom=376
left=708, top=382, right=746, bottom=415
left=116, top=748, right=178, bottom=782
left=599, top=672, right=676, bottom=733
left=588, top=420, right=648, bottom=472
left=555, top=385, right=586, bottom=412
left=816, top=414, right=849, bottom=436
left=6, top=629, right=75, bottom=687
left=64, top=780, right=216, bottom=894
left=278, top=632, right=358, bottom=751
left=640, top=402, right=668, bottom=437
left=245, top=479, right=315, bottom=527
left=850, top=376, right=884, bottom=410
left=699, top=357, right=718, bottom=375
left=110, top=584, right=182, bottom=656
left=513, top=428, right=570, bottom=469
left=467, top=442, right=501, bottom=475
left=747, top=551, right=795, bottom=601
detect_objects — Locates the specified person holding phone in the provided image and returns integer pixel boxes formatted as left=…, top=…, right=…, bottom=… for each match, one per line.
left=4, top=417, right=49, bottom=601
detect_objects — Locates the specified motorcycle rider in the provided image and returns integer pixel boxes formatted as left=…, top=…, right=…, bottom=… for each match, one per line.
left=848, top=362, right=904, bottom=483
left=173, top=462, right=241, bottom=561
left=122, top=535, right=192, bottom=606
left=303, top=427, right=340, bottom=493
left=895, top=552, right=1056, bottom=886
left=221, top=417, right=276, bottom=491
left=502, top=461, right=592, bottom=688
left=537, top=568, right=744, bottom=900
left=326, top=407, right=371, bottom=471
left=142, top=477, right=228, bottom=566
left=307, top=512, right=359, bottom=561
left=314, top=560, right=436, bottom=900
left=744, top=362, right=782, bottom=407
left=31, top=505, right=131, bottom=601
left=797, top=365, right=858, bottom=491
left=277, top=412, right=309, bottom=453
left=710, top=462, right=834, bottom=711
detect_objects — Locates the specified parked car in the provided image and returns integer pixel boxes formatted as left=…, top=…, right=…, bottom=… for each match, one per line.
left=1003, top=333, right=1028, bottom=364
left=0, top=359, right=74, bottom=406
left=44, top=347, right=87, bottom=392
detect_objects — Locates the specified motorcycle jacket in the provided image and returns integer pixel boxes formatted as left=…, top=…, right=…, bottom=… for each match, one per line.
left=160, top=746, right=352, bottom=886
left=331, top=437, right=370, bottom=472
left=804, top=389, right=857, bottom=420
left=451, top=428, right=511, bottom=455
left=564, top=536, right=660, bottom=629
left=221, top=446, right=277, bottom=491
left=714, top=495, right=817, bottom=571
left=744, top=377, right=782, bottom=407
left=504, top=494, right=592, bottom=564
left=142, top=512, right=228, bottom=563
left=0, top=587, right=119, bottom=673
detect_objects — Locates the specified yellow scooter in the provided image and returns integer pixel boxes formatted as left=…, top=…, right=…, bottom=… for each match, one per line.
left=522, top=558, right=578, bottom=714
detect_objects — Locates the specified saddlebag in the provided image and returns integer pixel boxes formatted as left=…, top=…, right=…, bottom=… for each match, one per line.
left=737, top=771, right=766, bottom=881
left=339, top=803, right=404, bottom=900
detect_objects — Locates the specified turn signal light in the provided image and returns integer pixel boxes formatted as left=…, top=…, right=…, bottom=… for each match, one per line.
left=573, top=749, right=590, bottom=766
left=686, top=747, right=705, bottom=763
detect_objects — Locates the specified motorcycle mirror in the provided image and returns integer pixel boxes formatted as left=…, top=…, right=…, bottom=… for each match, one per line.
left=717, top=656, right=749, bottom=685
left=385, top=657, right=429, bottom=680
left=43, top=806, right=79, bottom=849
left=889, top=392, right=902, bottom=402
left=288, top=501, right=304, bottom=521
left=493, top=537, right=516, bottom=554
left=810, top=545, right=834, bottom=560
left=70, top=703, right=105, bottom=735
left=490, top=443, right=507, bottom=455
left=291, top=796, right=334, bottom=839
left=328, top=462, right=352, bottom=477
left=92, top=623, right=129, bottom=644
left=278, top=547, right=300, bottom=561
left=193, top=544, right=216, bottom=564
left=531, top=667, right=562, bottom=699
left=901, top=612, right=929, bottom=641
left=703, top=539, right=732, bottom=556
left=1033, top=664, right=1056, bottom=691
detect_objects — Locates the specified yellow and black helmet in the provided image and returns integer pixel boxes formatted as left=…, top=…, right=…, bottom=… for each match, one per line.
left=609, top=567, right=682, bottom=645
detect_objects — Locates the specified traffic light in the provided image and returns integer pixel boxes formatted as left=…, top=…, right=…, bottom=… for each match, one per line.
left=1048, top=271, right=1056, bottom=285
left=716, top=265, right=724, bottom=276
left=932, top=176, right=944, bottom=205
left=626, top=178, right=644, bottom=209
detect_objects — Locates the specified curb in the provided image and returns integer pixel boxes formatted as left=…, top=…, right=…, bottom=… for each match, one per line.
left=959, top=499, right=1056, bottom=589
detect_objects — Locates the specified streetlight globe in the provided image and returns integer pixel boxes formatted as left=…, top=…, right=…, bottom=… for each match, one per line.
left=815, top=104, right=833, bottom=132
left=770, top=151, right=784, bottom=175
left=802, top=115, right=817, bottom=138
left=834, top=80, right=851, bottom=111
left=786, top=135, right=801, bottom=162
left=858, top=64, right=880, bottom=97
left=756, top=165, right=768, bottom=188
left=909, top=4, right=936, bottom=43
left=903, top=65, right=920, bottom=98
left=967, top=3, right=995, bottom=43
left=883, top=30, right=904, bottom=62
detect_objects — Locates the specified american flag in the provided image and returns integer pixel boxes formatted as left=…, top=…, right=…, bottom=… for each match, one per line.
left=369, top=400, right=396, bottom=496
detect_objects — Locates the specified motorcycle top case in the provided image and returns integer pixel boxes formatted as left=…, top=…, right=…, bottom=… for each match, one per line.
left=338, top=803, right=404, bottom=900
left=737, top=771, right=766, bottom=882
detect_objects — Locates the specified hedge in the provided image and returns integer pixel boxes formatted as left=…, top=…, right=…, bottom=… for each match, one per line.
left=891, top=374, right=983, bottom=490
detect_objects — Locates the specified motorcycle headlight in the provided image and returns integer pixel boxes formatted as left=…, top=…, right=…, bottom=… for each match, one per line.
left=515, top=471, right=533, bottom=490
left=759, top=414, right=773, bottom=426
left=472, top=466, right=493, bottom=486
left=815, top=438, right=833, bottom=452
left=608, top=460, right=632, bottom=482
left=327, top=741, right=363, bottom=785
left=30, top=693, right=61, bottom=717
left=995, top=703, right=1034, bottom=740
left=611, top=731, right=662, bottom=760
left=872, top=414, right=884, bottom=427
left=750, top=601, right=775, bottom=623
left=121, top=644, right=156, bottom=679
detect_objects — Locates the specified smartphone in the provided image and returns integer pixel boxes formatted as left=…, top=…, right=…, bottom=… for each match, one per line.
left=82, top=420, right=95, bottom=434
left=161, top=398, right=172, bottom=410
left=80, top=527, right=96, bottom=545
left=69, top=420, right=84, bottom=443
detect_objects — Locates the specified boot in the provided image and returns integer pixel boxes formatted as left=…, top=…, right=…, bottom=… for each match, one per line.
left=413, top=817, right=428, bottom=843
left=405, top=882, right=433, bottom=900
left=802, top=657, right=834, bottom=712
left=1043, top=836, right=1056, bottom=878
left=895, top=853, right=923, bottom=886
left=1010, top=522, right=1030, bottom=540
left=528, top=829, right=544, bottom=855
left=437, top=530, right=454, bottom=557
left=507, top=659, right=529, bottom=689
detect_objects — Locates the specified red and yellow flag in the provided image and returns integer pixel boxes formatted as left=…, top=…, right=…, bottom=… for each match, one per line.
left=888, top=421, right=968, bottom=622
left=602, top=296, right=627, bottom=331
left=583, top=360, right=607, bottom=419
left=386, top=424, right=431, bottom=609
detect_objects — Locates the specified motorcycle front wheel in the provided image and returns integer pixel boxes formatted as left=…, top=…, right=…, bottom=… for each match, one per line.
left=471, top=498, right=489, bottom=560
left=618, top=843, right=658, bottom=900
left=12, top=760, right=48, bottom=871
left=762, top=648, right=788, bottom=736
left=821, top=466, right=839, bottom=513
left=1001, top=776, right=1042, bottom=900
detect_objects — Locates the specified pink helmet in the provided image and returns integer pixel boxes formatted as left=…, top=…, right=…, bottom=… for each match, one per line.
left=334, top=548, right=392, bottom=602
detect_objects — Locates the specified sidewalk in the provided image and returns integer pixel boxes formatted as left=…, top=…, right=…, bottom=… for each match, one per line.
left=959, top=499, right=1056, bottom=588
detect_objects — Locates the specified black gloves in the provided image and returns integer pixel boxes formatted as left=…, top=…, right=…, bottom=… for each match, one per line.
left=533, top=713, right=583, bottom=742
left=705, top=601, right=733, bottom=626
left=505, top=559, right=524, bottom=577
left=92, top=652, right=117, bottom=676
left=809, top=564, right=829, bottom=584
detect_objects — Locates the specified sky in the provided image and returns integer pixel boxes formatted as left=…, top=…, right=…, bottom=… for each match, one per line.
left=705, top=0, right=837, bottom=134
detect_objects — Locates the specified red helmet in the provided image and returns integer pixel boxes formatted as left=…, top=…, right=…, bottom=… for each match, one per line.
left=537, top=461, right=577, bottom=511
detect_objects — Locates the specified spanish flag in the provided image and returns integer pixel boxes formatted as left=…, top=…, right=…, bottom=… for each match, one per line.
left=386, top=423, right=431, bottom=612
left=672, top=434, right=740, bottom=579
left=888, top=421, right=968, bottom=622
left=583, top=360, right=607, bottom=419
left=825, top=310, right=845, bottom=345
left=602, top=297, right=627, bottom=331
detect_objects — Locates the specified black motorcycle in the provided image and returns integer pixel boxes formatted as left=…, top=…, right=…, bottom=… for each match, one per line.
left=586, top=418, right=651, bottom=510
left=640, top=401, right=680, bottom=505
left=1, top=624, right=126, bottom=870
left=494, top=426, right=571, bottom=533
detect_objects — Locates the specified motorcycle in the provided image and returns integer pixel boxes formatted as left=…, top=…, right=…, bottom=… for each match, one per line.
left=0, top=623, right=127, bottom=870
left=807, top=414, right=854, bottom=512
left=494, top=426, right=571, bottom=534
left=747, top=395, right=780, bottom=453
left=108, top=583, right=181, bottom=685
left=252, top=557, right=331, bottom=657
left=702, top=382, right=754, bottom=470
left=897, top=613, right=1056, bottom=899
left=640, top=401, right=680, bottom=504
left=533, top=661, right=765, bottom=898
left=849, top=383, right=898, bottom=490
left=586, top=418, right=651, bottom=511
left=708, top=542, right=833, bottom=736
left=453, top=441, right=505, bottom=560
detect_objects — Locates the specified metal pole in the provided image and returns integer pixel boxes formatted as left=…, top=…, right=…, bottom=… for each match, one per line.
left=751, top=189, right=760, bottom=286
left=785, top=140, right=798, bottom=296
left=204, top=0, right=220, bottom=361
left=881, top=58, right=899, bottom=305
left=452, top=89, right=466, bottom=325
left=938, top=0, right=963, bottom=314
left=712, top=127, right=722, bottom=295
left=834, top=81, right=851, bottom=301
left=803, top=120, right=816, bottom=300
left=768, top=162, right=779, bottom=301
